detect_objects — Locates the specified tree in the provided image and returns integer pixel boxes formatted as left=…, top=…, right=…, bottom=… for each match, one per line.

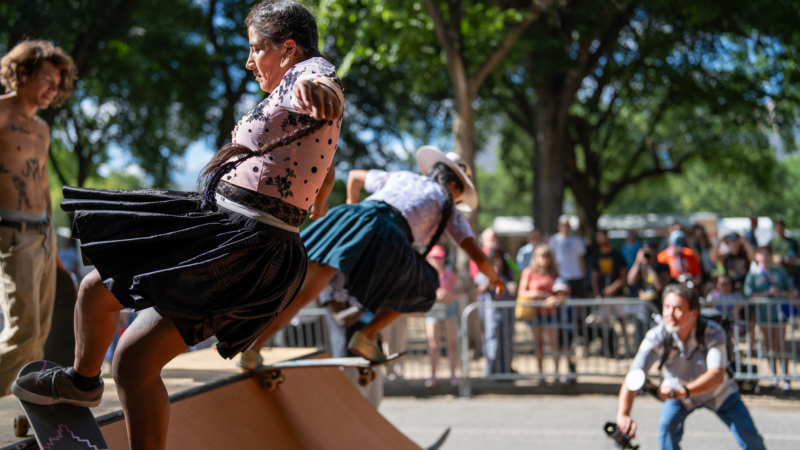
left=494, top=0, right=800, bottom=238
left=1, top=0, right=263, bottom=189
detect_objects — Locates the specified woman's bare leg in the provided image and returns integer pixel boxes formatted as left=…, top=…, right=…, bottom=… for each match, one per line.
left=425, top=322, right=439, bottom=379
left=112, top=309, right=189, bottom=450
left=445, top=319, right=458, bottom=378
left=361, top=309, right=402, bottom=340
left=249, top=262, right=338, bottom=350
left=74, top=270, right=123, bottom=377
left=548, top=328, right=560, bottom=375
left=533, top=326, right=544, bottom=374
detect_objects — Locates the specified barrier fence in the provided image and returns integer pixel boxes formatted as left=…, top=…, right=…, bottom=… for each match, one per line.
left=254, top=298, right=800, bottom=398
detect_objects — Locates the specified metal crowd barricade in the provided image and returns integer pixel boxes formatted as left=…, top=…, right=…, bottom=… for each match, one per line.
left=702, top=297, right=800, bottom=383
left=256, top=297, right=800, bottom=397
left=459, top=298, right=660, bottom=397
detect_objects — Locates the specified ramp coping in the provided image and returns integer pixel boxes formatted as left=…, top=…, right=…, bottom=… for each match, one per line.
left=1, top=350, right=323, bottom=450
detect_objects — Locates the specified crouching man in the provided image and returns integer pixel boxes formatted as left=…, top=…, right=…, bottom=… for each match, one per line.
left=616, top=284, right=766, bottom=450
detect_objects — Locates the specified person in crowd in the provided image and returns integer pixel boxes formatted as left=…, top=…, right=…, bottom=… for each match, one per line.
left=0, top=40, right=74, bottom=395
left=627, top=241, right=668, bottom=312
left=549, top=216, right=587, bottom=298
left=744, top=247, right=794, bottom=391
left=621, top=231, right=642, bottom=269
left=658, top=223, right=683, bottom=252
left=471, top=227, right=519, bottom=279
left=13, top=3, right=343, bottom=448
left=592, top=230, right=628, bottom=300
left=689, top=225, right=714, bottom=288
left=592, top=229, right=631, bottom=357
left=710, top=233, right=755, bottom=292
left=424, top=245, right=461, bottom=387
left=768, top=219, right=800, bottom=291
left=318, top=272, right=383, bottom=406
left=657, top=230, right=701, bottom=288
left=477, top=249, right=517, bottom=375
left=516, top=228, right=542, bottom=271
left=517, top=245, right=569, bottom=380
left=745, top=216, right=759, bottom=248
left=617, top=284, right=766, bottom=450
left=706, top=275, right=744, bottom=319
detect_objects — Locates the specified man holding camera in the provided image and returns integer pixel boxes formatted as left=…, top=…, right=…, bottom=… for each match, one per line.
left=616, top=284, right=765, bottom=450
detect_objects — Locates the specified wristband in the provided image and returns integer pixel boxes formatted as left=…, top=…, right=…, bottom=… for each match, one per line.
left=683, top=386, right=690, bottom=398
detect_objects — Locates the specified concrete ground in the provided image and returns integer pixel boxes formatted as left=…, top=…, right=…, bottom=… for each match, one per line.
left=379, top=394, right=800, bottom=450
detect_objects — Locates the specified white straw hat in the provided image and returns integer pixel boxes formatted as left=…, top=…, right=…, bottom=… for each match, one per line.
left=416, top=146, right=478, bottom=212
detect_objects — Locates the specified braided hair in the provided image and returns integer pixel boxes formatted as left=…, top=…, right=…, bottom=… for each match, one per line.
left=198, top=120, right=326, bottom=211
left=424, top=163, right=464, bottom=255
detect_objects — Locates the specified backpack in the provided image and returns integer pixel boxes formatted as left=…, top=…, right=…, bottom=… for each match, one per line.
left=658, top=312, right=735, bottom=378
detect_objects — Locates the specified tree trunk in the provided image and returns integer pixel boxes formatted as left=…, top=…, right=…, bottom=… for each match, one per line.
left=532, top=100, right=564, bottom=237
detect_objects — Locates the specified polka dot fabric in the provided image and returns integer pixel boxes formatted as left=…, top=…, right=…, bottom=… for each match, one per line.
left=226, top=57, right=343, bottom=211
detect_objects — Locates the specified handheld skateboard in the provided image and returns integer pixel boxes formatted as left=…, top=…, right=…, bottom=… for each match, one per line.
left=13, top=360, right=108, bottom=450
left=258, top=352, right=407, bottom=390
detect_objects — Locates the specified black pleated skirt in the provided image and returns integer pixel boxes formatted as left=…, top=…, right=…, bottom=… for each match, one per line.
left=61, top=186, right=307, bottom=359
left=301, top=201, right=439, bottom=314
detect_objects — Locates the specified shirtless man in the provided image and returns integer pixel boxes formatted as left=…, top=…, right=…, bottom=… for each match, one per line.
left=0, top=40, right=76, bottom=394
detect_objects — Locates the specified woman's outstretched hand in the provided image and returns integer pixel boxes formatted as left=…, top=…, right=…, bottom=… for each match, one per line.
left=294, top=79, right=343, bottom=121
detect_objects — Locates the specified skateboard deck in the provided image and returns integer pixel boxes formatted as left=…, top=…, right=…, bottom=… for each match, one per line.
left=14, top=360, right=107, bottom=450
left=258, top=352, right=407, bottom=389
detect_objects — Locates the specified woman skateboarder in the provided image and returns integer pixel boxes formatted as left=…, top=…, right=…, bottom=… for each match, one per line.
left=241, top=146, right=506, bottom=366
left=12, top=2, right=343, bottom=449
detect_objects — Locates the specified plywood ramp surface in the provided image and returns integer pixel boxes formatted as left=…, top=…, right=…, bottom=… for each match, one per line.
left=101, top=354, right=423, bottom=450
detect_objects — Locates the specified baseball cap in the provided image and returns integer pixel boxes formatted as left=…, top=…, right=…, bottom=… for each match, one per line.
left=668, top=230, right=686, bottom=249
left=429, top=245, right=446, bottom=259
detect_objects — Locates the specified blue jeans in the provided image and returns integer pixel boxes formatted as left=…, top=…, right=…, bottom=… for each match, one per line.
left=659, top=393, right=765, bottom=450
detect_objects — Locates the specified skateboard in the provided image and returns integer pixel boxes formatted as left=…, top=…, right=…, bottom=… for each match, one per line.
left=258, top=352, right=407, bottom=390
left=13, top=360, right=108, bottom=450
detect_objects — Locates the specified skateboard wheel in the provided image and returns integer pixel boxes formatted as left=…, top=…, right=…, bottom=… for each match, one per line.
left=358, top=374, right=370, bottom=387
left=14, top=414, right=29, bottom=437
left=262, top=378, right=278, bottom=391
left=369, top=370, right=376, bottom=381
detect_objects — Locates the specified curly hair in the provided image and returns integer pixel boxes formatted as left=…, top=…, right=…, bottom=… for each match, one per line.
left=0, top=40, right=77, bottom=107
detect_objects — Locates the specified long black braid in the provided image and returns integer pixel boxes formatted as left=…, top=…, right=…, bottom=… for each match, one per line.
left=424, top=162, right=464, bottom=256
left=198, top=120, right=326, bottom=211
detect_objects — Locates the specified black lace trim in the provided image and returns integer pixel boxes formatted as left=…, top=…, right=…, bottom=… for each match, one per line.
left=216, top=182, right=307, bottom=227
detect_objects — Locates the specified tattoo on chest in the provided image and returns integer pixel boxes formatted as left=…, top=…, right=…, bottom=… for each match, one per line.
left=21, top=158, right=40, bottom=180
left=0, top=163, right=8, bottom=175
left=11, top=176, right=31, bottom=209
left=9, top=123, right=32, bottom=136
left=38, top=133, right=44, bottom=141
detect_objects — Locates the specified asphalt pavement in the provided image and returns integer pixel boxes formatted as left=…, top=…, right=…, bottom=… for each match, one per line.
left=379, top=394, right=800, bottom=450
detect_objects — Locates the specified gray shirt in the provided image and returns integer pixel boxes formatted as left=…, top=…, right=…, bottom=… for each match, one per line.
left=629, top=319, right=738, bottom=411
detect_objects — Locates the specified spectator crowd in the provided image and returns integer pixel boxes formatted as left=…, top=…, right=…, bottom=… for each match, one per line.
left=441, top=216, right=799, bottom=391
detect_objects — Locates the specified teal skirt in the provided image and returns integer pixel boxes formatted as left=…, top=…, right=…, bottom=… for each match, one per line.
left=302, top=201, right=439, bottom=313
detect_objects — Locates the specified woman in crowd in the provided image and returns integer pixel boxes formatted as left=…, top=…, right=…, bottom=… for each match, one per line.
left=517, top=245, right=567, bottom=379
left=744, top=247, right=795, bottom=391
left=710, top=233, right=755, bottom=292
left=244, top=146, right=506, bottom=364
left=12, top=2, right=343, bottom=448
left=424, top=245, right=462, bottom=387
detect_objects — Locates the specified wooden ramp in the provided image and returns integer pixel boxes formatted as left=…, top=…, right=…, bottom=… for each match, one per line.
left=0, top=348, right=425, bottom=450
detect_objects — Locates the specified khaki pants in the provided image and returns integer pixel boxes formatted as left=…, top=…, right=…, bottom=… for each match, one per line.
left=0, top=224, right=57, bottom=395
